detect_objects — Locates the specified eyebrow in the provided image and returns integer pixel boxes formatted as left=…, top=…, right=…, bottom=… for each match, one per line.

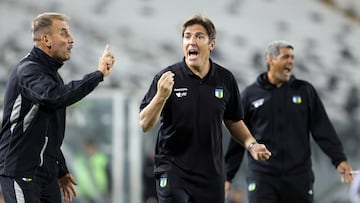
left=60, top=27, right=69, bottom=32
left=184, top=31, right=206, bottom=36
left=281, top=54, right=294, bottom=58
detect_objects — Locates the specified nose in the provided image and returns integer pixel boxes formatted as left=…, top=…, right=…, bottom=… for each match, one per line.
left=289, top=58, right=294, bottom=64
left=189, top=35, right=196, bottom=45
left=287, top=56, right=294, bottom=64
left=68, top=34, right=74, bottom=44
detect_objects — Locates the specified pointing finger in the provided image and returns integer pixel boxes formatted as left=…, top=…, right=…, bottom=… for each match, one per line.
left=102, top=44, right=110, bottom=56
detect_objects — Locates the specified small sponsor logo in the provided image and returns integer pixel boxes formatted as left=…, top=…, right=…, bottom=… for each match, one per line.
left=174, top=88, right=188, bottom=98
left=252, top=98, right=264, bottom=108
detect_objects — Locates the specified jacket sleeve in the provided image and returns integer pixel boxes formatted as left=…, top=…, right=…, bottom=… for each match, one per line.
left=57, top=150, right=70, bottom=178
left=17, top=62, right=104, bottom=109
left=225, top=137, right=245, bottom=182
left=308, top=84, right=347, bottom=167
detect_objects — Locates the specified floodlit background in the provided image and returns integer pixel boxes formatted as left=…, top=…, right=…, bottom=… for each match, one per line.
left=1, top=0, right=360, bottom=202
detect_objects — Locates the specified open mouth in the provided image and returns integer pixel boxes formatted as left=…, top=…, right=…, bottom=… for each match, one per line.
left=188, top=49, right=199, bottom=57
left=282, top=66, right=293, bottom=78
left=284, top=65, right=292, bottom=73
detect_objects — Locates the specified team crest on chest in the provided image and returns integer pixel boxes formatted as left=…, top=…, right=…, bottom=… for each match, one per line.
left=160, top=177, right=168, bottom=188
left=292, top=95, right=302, bottom=104
left=248, top=181, right=256, bottom=192
left=215, top=88, right=223, bottom=98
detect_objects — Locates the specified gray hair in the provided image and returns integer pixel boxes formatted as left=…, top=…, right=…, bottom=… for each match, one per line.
left=265, top=40, right=294, bottom=58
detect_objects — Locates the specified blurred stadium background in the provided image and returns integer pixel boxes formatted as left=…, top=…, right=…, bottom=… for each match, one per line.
left=1, top=0, right=360, bottom=202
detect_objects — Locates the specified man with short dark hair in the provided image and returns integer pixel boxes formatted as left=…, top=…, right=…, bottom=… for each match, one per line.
left=139, top=14, right=271, bottom=203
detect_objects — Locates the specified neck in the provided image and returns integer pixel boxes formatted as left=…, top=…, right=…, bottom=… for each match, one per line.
left=187, top=61, right=210, bottom=79
left=267, top=72, right=284, bottom=88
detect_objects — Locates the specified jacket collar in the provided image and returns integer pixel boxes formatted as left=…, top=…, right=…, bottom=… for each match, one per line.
left=257, top=72, right=296, bottom=90
left=30, top=47, right=64, bottom=71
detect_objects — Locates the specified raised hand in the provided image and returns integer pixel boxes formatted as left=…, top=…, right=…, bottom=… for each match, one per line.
left=157, top=71, right=174, bottom=101
left=98, top=44, right=115, bottom=77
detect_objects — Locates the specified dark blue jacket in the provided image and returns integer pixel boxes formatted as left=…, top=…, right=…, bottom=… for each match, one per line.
left=225, top=72, right=347, bottom=180
left=0, top=47, right=104, bottom=178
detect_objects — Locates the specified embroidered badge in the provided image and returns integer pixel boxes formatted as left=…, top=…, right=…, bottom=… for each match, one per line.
left=160, top=177, right=168, bottom=188
left=215, top=88, right=223, bottom=98
left=248, top=182, right=256, bottom=192
left=292, top=95, right=302, bottom=104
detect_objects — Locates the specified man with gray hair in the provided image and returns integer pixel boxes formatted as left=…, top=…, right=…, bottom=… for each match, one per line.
left=224, top=40, right=353, bottom=203
left=0, top=12, right=115, bottom=202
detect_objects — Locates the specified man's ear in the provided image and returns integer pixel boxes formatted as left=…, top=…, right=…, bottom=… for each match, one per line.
left=41, top=34, right=52, bottom=47
left=209, top=40, right=215, bottom=51
left=266, top=56, right=272, bottom=66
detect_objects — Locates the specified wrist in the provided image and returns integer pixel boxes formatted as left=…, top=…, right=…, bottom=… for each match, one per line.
left=247, top=141, right=258, bottom=151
